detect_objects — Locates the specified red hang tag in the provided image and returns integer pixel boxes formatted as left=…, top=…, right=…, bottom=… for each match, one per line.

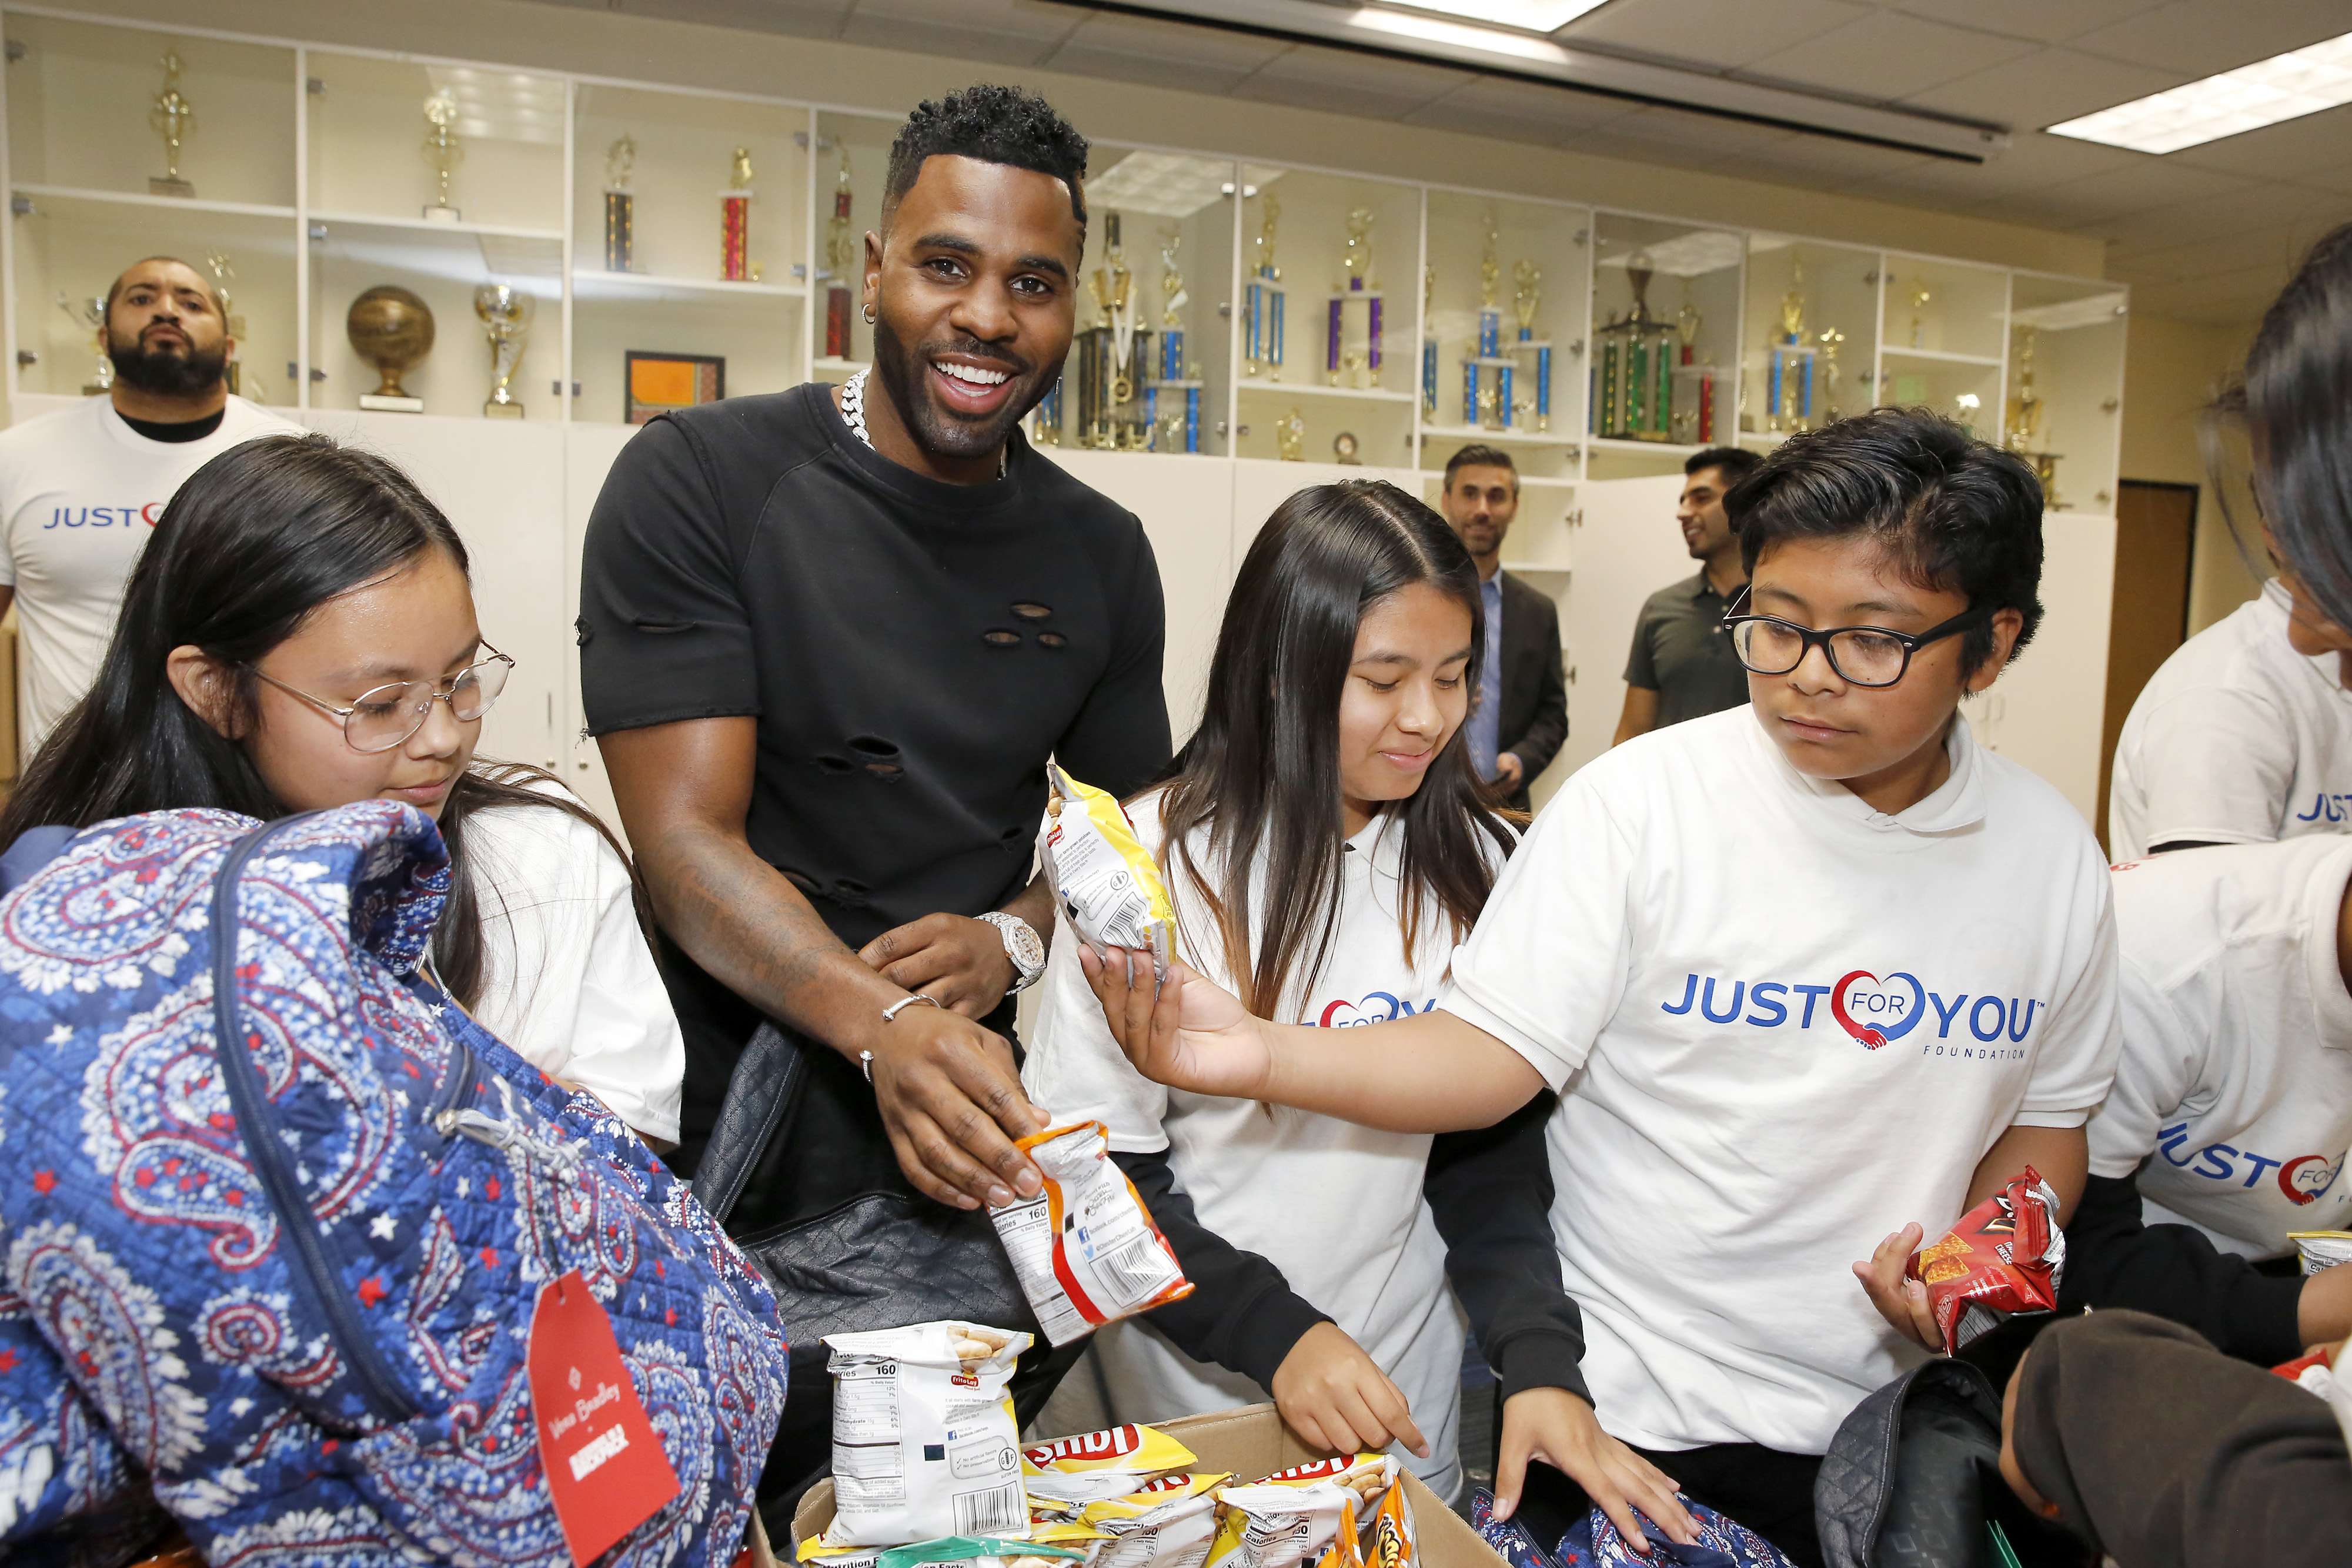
left=529, top=1270, right=681, bottom=1566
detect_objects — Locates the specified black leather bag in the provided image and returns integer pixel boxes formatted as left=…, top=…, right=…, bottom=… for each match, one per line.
left=1815, top=1359, right=2004, bottom=1568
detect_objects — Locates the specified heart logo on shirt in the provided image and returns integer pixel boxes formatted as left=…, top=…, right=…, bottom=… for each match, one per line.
left=1830, top=969, right=1925, bottom=1049
left=2280, top=1154, right=2346, bottom=1206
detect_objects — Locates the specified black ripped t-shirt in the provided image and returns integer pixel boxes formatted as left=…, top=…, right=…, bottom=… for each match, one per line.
left=580, top=383, right=1170, bottom=1158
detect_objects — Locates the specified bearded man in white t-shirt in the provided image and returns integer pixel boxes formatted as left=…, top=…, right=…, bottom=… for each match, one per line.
left=0, top=255, right=296, bottom=761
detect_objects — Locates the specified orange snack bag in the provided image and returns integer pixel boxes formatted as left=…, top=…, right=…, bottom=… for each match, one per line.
left=1357, top=1481, right=1414, bottom=1568
left=990, top=1122, right=1193, bottom=1346
left=1905, top=1166, right=2064, bottom=1354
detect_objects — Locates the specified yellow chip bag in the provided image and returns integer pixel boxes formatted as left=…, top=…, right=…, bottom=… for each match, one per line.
left=1023, top=1423, right=1200, bottom=1506
left=1251, top=1456, right=1395, bottom=1506
left=992, top=1122, right=1194, bottom=1346
left=1076, top=1473, right=1230, bottom=1527
left=1041, top=764, right=1178, bottom=979
left=2293, top=1231, right=2352, bottom=1273
left=1203, top=1482, right=1359, bottom=1568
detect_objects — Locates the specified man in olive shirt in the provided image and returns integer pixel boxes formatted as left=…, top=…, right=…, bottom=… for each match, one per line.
left=1613, top=446, right=1762, bottom=744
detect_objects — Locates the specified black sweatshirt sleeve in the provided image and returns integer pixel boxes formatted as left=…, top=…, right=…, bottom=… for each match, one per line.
left=1117, top=1149, right=1331, bottom=1392
left=1423, top=1090, right=1591, bottom=1407
left=2057, top=1169, right=2306, bottom=1366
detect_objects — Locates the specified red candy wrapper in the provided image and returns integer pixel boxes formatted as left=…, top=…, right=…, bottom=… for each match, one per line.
left=1906, top=1166, right=2066, bottom=1354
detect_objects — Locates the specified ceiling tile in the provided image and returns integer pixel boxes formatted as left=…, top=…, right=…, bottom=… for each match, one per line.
left=837, top=0, right=1083, bottom=65
left=1561, top=0, right=1869, bottom=72
left=1231, top=41, right=1479, bottom=119
left=1885, top=0, right=2164, bottom=45
left=2167, top=102, right=2352, bottom=185
left=2126, top=259, right=2296, bottom=323
left=2090, top=182, right=2352, bottom=250
left=1998, top=158, right=2247, bottom=226
left=620, top=0, right=855, bottom=36
left=2065, top=0, right=2352, bottom=75
left=2107, top=222, right=2320, bottom=283
left=1047, top=12, right=1289, bottom=94
left=1900, top=46, right=2186, bottom=127
left=1745, top=11, right=2040, bottom=102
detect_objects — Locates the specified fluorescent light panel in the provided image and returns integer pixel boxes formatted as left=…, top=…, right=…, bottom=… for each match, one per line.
left=1358, top=1, right=1612, bottom=36
left=2048, top=30, right=2352, bottom=153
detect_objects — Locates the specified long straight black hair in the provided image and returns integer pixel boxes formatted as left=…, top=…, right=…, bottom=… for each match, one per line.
left=0, top=432, right=642, bottom=1010
left=1154, top=479, right=1516, bottom=1017
left=2213, top=220, right=2352, bottom=627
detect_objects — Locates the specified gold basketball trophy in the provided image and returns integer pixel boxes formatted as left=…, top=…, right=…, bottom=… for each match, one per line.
left=422, top=89, right=463, bottom=223
left=474, top=283, right=532, bottom=417
left=349, top=286, right=435, bottom=413
left=149, top=52, right=196, bottom=198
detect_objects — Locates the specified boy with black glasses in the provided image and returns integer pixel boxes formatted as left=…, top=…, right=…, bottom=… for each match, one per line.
left=1080, top=407, right=2121, bottom=1567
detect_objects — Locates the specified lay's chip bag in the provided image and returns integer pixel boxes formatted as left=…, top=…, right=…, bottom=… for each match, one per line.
left=991, top=1121, right=1194, bottom=1346
left=1023, top=1423, right=1200, bottom=1507
left=1041, top=764, right=1178, bottom=979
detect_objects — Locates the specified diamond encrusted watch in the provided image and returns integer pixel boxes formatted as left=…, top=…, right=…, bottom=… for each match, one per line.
left=977, top=910, right=1046, bottom=994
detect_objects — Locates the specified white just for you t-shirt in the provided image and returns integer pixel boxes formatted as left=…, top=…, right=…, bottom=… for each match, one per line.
left=2092, top=835, right=2352, bottom=1256
left=0, top=394, right=298, bottom=758
left=2107, top=580, right=2352, bottom=860
left=1024, top=792, right=1485, bottom=1499
left=1441, top=706, right=2122, bottom=1456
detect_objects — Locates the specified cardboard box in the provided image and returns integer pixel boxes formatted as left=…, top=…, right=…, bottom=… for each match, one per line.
left=792, top=1402, right=1509, bottom=1568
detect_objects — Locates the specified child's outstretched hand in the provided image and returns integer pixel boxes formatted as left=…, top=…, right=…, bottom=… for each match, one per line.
left=1493, top=1387, right=1695, bottom=1553
left=1076, top=943, right=1271, bottom=1099
left=1854, top=1222, right=1942, bottom=1350
left=1269, top=1321, right=1430, bottom=1460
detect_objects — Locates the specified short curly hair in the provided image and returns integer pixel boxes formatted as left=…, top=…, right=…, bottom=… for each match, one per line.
left=1729, top=407, right=2046, bottom=674
left=884, top=83, right=1088, bottom=230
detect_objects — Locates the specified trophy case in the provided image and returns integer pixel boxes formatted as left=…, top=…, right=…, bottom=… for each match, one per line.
left=1230, top=166, right=1416, bottom=468
left=1587, top=210, right=1742, bottom=479
left=4, top=14, right=296, bottom=404
left=1738, top=235, right=1878, bottom=453
left=1873, top=252, right=2008, bottom=442
left=1044, top=147, right=1235, bottom=459
left=304, top=52, right=566, bottom=421
left=810, top=109, right=898, bottom=383
left=570, top=83, right=806, bottom=425
left=2004, top=272, right=2127, bottom=513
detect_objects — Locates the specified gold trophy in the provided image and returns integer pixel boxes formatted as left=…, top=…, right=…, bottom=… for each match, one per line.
left=1277, top=407, right=1305, bottom=462
left=2006, top=325, right=2062, bottom=507
left=1907, top=280, right=1932, bottom=349
left=603, top=135, right=636, bottom=272
left=721, top=148, right=756, bottom=281
left=1244, top=193, right=1283, bottom=379
left=1087, top=212, right=1137, bottom=406
left=473, top=283, right=532, bottom=418
left=149, top=52, right=196, bottom=198
left=422, top=89, right=463, bottom=222
left=1816, top=325, right=1846, bottom=421
left=205, top=252, right=245, bottom=397
left=349, top=285, right=435, bottom=412
left=58, top=293, right=110, bottom=396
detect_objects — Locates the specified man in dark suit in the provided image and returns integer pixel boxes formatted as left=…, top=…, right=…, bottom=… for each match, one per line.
left=1439, top=444, right=1568, bottom=811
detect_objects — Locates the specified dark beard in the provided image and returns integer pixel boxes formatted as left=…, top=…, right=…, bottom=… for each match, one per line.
left=109, top=332, right=228, bottom=397
left=868, top=314, right=1040, bottom=462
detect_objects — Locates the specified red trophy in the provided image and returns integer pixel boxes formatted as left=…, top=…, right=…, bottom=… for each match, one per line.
left=825, top=149, right=854, bottom=357
left=720, top=147, right=753, bottom=282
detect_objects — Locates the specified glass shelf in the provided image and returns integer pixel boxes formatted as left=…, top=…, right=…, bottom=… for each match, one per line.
left=1590, top=211, right=1742, bottom=454
left=4, top=14, right=296, bottom=209
left=1228, top=165, right=1412, bottom=464
left=1424, top=189, right=1588, bottom=482
left=1877, top=253, right=2007, bottom=363
left=1057, top=146, right=1238, bottom=457
left=2007, top=272, right=2128, bottom=512
left=308, top=51, right=564, bottom=235
left=11, top=192, right=298, bottom=406
left=306, top=218, right=560, bottom=421
left=1740, top=234, right=1877, bottom=441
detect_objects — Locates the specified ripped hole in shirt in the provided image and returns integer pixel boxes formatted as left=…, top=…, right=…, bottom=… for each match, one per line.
left=981, top=628, right=1021, bottom=648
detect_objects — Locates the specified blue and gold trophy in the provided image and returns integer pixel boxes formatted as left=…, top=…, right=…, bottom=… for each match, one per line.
left=1145, top=223, right=1204, bottom=453
left=1244, top=194, right=1286, bottom=380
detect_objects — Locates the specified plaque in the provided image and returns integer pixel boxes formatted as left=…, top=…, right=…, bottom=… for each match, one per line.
left=721, top=148, right=756, bottom=282
left=422, top=89, right=463, bottom=222
left=475, top=283, right=532, bottom=418
left=626, top=350, right=724, bottom=425
left=825, top=148, right=855, bottom=356
left=149, top=52, right=195, bottom=199
left=604, top=135, right=637, bottom=272
left=348, top=285, right=435, bottom=412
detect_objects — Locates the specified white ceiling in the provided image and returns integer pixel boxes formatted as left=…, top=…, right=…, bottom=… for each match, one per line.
left=540, top=0, right=2352, bottom=326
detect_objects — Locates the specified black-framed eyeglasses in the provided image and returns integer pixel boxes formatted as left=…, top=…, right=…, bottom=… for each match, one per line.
left=245, top=641, right=516, bottom=754
left=1719, top=587, right=1988, bottom=689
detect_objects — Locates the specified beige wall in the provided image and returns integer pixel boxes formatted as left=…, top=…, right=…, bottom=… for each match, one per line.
left=38, top=0, right=2108, bottom=280
left=2119, top=312, right=2264, bottom=634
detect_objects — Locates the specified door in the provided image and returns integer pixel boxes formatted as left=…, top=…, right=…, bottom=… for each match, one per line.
left=2099, top=480, right=2198, bottom=852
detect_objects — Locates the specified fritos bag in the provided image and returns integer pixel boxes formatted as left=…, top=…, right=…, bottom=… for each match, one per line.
left=1905, top=1167, right=2066, bottom=1354
left=1022, top=1422, right=1198, bottom=1506
left=993, top=1124, right=1194, bottom=1346
left=825, top=1322, right=1037, bottom=1544
left=1041, top=764, right=1178, bottom=979
left=2292, top=1231, right=2352, bottom=1273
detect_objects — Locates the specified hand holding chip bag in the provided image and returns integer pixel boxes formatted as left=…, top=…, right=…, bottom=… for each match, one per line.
left=1041, top=764, right=1179, bottom=979
left=1903, top=1166, right=2066, bottom=1355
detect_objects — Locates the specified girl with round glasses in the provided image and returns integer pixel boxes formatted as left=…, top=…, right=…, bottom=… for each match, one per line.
left=0, top=433, right=683, bottom=1148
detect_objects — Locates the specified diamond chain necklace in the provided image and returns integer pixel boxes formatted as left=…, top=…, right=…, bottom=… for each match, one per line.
left=841, top=368, right=1006, bottom=480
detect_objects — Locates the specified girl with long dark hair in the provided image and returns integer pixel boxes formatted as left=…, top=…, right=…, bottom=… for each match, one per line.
left=1024, top=480, right=1633, bottom=1520
left=0, top=432, right=682, bottom=1145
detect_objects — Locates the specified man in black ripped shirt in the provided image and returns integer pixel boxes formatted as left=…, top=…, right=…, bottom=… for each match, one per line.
left=580, top=86, right=1165, bottom=1207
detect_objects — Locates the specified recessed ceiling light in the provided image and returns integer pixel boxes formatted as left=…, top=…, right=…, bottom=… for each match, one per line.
left=1358, top=0, right=1614, bottom=35
left=2047, top=30, right=2352, bottom=154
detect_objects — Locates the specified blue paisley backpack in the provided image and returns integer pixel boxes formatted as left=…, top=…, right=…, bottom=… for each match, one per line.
left=0, top=803, right=790, bottom=1565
